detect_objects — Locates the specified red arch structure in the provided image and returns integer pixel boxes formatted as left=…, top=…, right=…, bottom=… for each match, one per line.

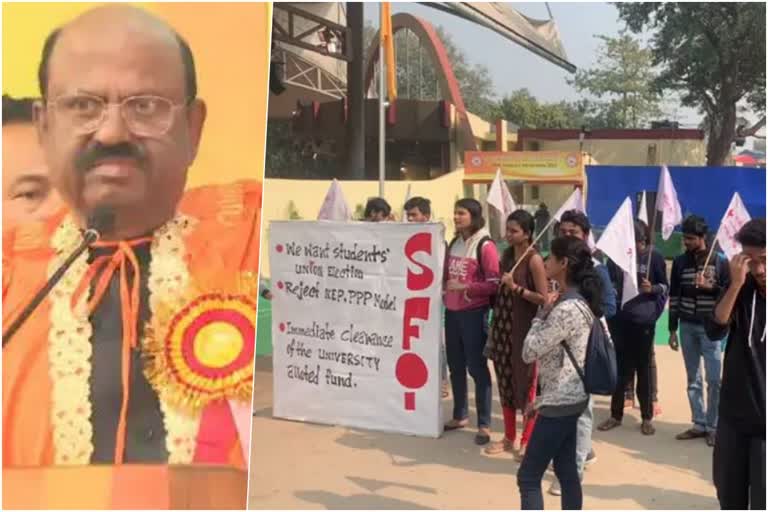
left=364, top=13, right=477, bottom=151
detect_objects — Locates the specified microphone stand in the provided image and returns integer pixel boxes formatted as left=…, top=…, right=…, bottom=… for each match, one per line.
left=3, top=228, right=101, bottom=347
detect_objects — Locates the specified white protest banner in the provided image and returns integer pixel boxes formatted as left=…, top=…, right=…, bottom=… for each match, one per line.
left=269, top=221, right=445, bottom=438
left=553, top=187, right=584, bottom=222
left=317, top=179, right=352, bottom=221
left=638, top=191, right=649, bottom=225
left=487, top=168, right=517, bottom=239
left=597, top=197, right=639, bottom=306
left=713, top=192, right=751, bottom=261
left=655, top=165, right=683, bottom=240
left=553, top=187, right=596, bottom=249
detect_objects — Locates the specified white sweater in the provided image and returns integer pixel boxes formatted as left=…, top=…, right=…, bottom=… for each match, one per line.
left=522, top=299, right=591, bottom=409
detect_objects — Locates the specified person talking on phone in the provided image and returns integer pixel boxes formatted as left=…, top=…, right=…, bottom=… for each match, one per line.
left=706, top=218, right=765, bottom=510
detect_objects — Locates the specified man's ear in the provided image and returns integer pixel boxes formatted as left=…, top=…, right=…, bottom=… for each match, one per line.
left=185, top=98, right=207, bottom=164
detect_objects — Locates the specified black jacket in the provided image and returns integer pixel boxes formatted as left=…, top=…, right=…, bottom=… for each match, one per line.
left=706, top=275, right=765, bottom=437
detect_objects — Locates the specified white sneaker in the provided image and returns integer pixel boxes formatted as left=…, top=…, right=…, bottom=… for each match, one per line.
left=548, top=480, right=561, bottom=496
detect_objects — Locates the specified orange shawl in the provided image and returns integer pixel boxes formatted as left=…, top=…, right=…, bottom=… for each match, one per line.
left=2, top=180, right=261, bottom=469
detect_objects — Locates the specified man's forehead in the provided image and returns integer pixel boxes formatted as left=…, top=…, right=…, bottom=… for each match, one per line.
left=745, top=246, right=767, bottom=256
left=11, top=168, right=49, bottom=184
left=3, top=123, right=47, bottom=179
left=48, top=7, right=184, bottom=93
left=65, top=5, right=175, bottom=39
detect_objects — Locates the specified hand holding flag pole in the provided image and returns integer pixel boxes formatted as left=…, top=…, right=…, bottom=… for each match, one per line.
left=505, top=187, right=584, bottom=278
left=647, top=165, right=682, bottom=278
left=701, top=191, right=751, bottom=272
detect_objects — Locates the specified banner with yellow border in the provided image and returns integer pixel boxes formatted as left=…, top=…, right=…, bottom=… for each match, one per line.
left=464, top=151, right=584, bottom=184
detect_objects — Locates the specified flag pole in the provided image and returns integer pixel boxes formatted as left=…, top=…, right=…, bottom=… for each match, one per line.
left=378, top=5, right=386, bottom=198
left=507, top=213, right=559, bottom=276
left=645, top=205, right=657, bottom=279
left=702, top=240, right=718, bottom=270
left=505, top=188, right=583, bottom=277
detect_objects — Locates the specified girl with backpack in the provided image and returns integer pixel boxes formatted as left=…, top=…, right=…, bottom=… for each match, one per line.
left=518, top=236, right=604, bottom=510
left=443, top=198, right=500, bottom=445
left=485, top=210, right=548, bottom=459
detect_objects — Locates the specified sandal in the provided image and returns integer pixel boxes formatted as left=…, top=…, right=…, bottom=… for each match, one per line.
left=514, top=444, right=527, bottom=462
left=444, top=418, right=469, bottom=431
left=675, top=428, right=707, bottom=440
left=484, top=438, right=514, bottom=455
left=598, top=418, right=622, bottom=431
left=641, top=420, right=656, bottom=436
left=475, top=428, right=491, bottom=446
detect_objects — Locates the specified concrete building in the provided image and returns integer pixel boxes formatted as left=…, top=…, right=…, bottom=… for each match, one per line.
left=516, top=128, right=707, bottom=166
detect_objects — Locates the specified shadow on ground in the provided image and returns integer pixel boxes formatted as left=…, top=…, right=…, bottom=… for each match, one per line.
left=590, top=399, right=715, bottom=483
left=583, top=482, right=718, bottom=509
left=294, top=490, right=433, bottom=510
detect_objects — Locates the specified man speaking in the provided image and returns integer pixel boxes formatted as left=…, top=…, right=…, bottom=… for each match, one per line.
left=2, top=5, right=260, bottom=504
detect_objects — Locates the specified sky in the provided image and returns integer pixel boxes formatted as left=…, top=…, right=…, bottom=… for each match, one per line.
left=364, top=2, right=706, bottom=127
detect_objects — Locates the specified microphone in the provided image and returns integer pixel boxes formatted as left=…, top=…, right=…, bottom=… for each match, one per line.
left=3, top=207, right=116, bottom=347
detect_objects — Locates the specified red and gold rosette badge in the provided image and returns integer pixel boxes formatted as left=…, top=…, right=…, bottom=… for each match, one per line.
left=144, top=293, right=256, bottom=411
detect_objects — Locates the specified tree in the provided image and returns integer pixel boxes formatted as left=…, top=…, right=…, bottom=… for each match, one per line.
left=615, top=2, right=766, bottom=165
left=364, top=21, right=497, bottom=119
left=494, top=89, right=597, bottom=129
left=265, top=120, right=301, bottom=178
left=568, top=31, right=664, bottom=129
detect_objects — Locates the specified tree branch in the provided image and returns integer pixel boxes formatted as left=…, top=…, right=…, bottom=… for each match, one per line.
left=701, top=90, right=717, bottom=113
left=741, top=116, right=766, bottom=137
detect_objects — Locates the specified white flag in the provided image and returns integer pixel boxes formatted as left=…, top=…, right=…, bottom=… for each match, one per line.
left=486, top=169, right=517, bottom=238
left=638, top=191, right=649, bottom=225
left=317, top=179, right=351, bottom=221
left=715, top=192, right=751, bottom=259
left=596, top=197, right=639, bottom=306
left=553, top=187, right=584, bottom=222
left=401, top=183, right=412, bottom=222
left=655, top=165, right=683, bottom=240
left=553, top=187, right=596, bottom=249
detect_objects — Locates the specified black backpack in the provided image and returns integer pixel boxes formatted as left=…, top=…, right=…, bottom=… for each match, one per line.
left=559, top=291, right=618, bottom=396
left=448, top=235, right=497, bottom=307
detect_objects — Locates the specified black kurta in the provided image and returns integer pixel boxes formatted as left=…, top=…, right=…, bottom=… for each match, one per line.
left=87, top=243, right=168, bottom=464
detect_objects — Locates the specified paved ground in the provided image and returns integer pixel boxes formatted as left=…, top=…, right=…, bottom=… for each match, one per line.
left=249, top=346, right=719, bottom=510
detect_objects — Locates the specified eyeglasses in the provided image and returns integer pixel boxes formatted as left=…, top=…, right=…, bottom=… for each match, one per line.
left=47, top=94, right=189, bottom=137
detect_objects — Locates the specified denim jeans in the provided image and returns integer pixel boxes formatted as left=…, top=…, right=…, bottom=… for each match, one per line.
left=445, top=308, right=492, bottom=428
left=575, top=398, right=593, bottom=479
left=440, top=335, right=447, bottom=381
left=680, top=320, right=722, bottom=433
left=440, top=308, right=448, bottom=382
left=518, top=413, right=582, bottom=510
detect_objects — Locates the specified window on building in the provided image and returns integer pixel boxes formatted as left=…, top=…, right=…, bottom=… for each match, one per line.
left=531, top=185, right=540, bottom=200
